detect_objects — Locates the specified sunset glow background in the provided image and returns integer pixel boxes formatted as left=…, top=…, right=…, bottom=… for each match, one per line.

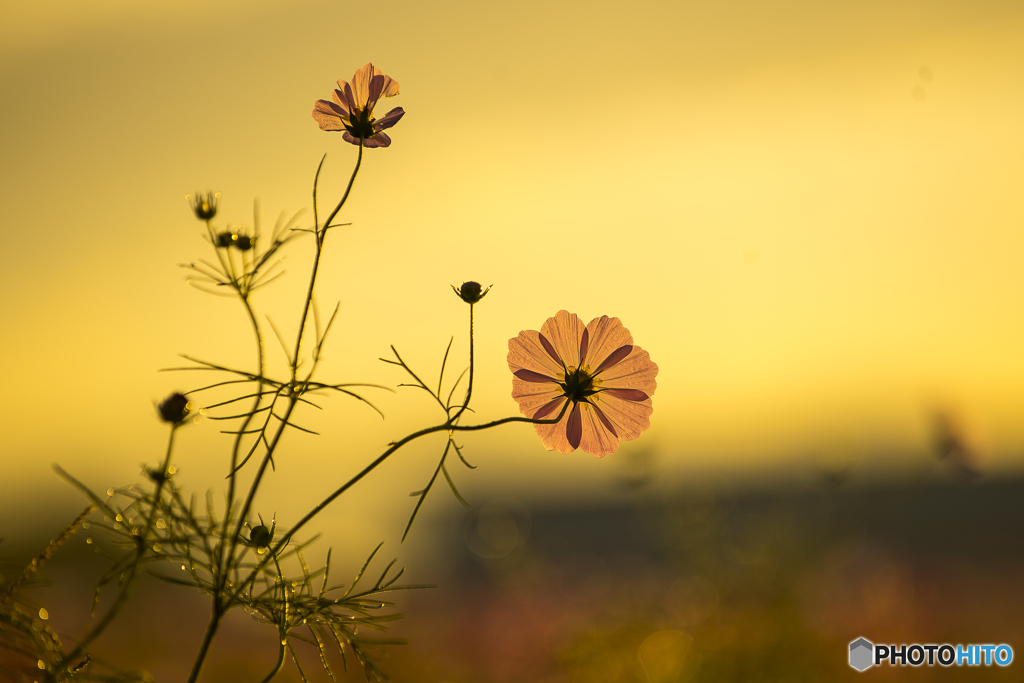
left=2, top=2, right=1024, bottom=676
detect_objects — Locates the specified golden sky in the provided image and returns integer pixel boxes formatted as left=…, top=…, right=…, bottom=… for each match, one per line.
left=2, top=0, right=1024, bottom=539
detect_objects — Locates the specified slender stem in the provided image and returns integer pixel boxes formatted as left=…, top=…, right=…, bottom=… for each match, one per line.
left=204, top=219, right=231, bottom=278
left=216, top=294, right=264, bottom=578
left=61, top=426, right=178, bottom=669
left=259, top=639, right=287, bottom=683
left=230, top=139, right=365, bottom=586
left=231, top=401, right=572, bottom=600
left=292, top=139, right=363, bottom=379
left=186, top=607, right=224, bottom=683
left=190, top=144, right=365, bottom=683
left=319, top=141, right=364, bottom=246
left=229, top=397, right=298, bottom=582
left=450, top=304, right=474, bottom=423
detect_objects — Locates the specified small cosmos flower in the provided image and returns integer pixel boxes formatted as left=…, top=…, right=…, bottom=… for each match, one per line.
left=311, top=63, right=405, bottom=148
left=507, top=311, right=658, bottom=457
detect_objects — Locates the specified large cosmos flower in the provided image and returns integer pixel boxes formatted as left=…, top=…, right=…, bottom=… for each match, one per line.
left=311, top=63, right=405, bottom=148
left=508, top=311, right=658, bottom=457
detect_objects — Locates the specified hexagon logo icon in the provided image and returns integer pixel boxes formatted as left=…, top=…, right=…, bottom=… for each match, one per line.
left=849, top=637, right=874, bottom=671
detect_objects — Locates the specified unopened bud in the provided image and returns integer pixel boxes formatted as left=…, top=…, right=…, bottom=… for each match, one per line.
left=452, top=281, right=491, bottom=304
left=188, top=191, right=219, bottom=221
left=249, top=525, right=272, bottom=548
left=158, top=393, right=192, bottom=424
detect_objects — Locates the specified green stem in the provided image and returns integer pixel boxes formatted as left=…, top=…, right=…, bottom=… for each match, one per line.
left=204, top=219, right=231, bottom=278
left=189, top=142, right=365, bottom=683
left=186, top=607, right=225, bottom=683
left=60, top=426, right=178, bottom=672
left=259, top=638, right=287, bottom=683
left=450, top=303, right=474, bottom=423
left=231, top=401, right=572, bottom=601
left=291, top=139, right=363, bottom=379
left=233, top=139, right=365, bottom=569
left=219, top=296, right=264, bottom=565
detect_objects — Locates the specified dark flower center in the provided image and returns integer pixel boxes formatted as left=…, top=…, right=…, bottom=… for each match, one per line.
left=560, top=366, right=597, bottom=403
left=344, top=109, right=376, bottom=139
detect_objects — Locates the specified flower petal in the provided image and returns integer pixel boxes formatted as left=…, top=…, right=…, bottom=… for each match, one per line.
left=538, top=333, right=563, bottom=367
left=330, top=89, right=351, bottom=117
left=593, top=393, right=653, bottom=441
left=602, top=388, right=649, bottom=402
left=578, top=402, right=619, bottom=457
left=579, top=327, right=590, bottom=365
left=567, top=402, right=583, bottom=450
left=594, top=345, right=632, bottom=376
left=585, top=316, right=634, bottom=370
left=312, top=100, right=346, bottom=131
left=367, top=72, right=387, bottom=112
left=514, top=369, right=558, bottom=383
left=350, top=63, right=375, bottom=109
left=533, top=396, right=566, bottom=419
left=511, top=381, right=564, bottom=418
left=599, top=345, right=658, bottom=398
left=381, top=75, right=400, bottom=98
left=509, top=330, right=566, bottom=382
left=534, top=419, right=573, bottom=453
left=373, top=107, right=405, bottom=132
left=342, top=82, right=360, bottom=118
left=589, top=401, right=618, bottom=437
left=361, top=132, right=392, bottom=148
left=540, top=310, right=585, bottom=369
left=341, top=131, right=361, bottom=146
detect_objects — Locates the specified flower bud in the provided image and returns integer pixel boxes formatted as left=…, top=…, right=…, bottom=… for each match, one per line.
left=249, top=525, right=272, bottom=548
left=188, top=191, right=219, bottom=221
left=452, top=281, right=491, bottom=304
left=158, top=393, right=192, bottom=424
left=215, top=231, right=234, bottom=248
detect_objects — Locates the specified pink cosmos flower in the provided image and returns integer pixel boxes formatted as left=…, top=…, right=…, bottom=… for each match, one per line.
left=311, top=63, right=405, bottom=148
left=507, top=311, right=658, bottom=457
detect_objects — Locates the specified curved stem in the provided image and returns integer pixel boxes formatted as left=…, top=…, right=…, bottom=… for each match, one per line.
left=60, top=426, right=178, bottom=670
left=291, top=139, right=363, bottom=379
left=189, top=143, right=365, bottom=683
left=230, top=401, right=572, bottom=600
left=229, top=139, right=365, bottom=592
left=259, top=639, right=287, bottom=683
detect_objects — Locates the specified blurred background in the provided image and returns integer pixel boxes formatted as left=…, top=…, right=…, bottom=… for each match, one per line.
left=2, top=0, right=1023, bottom=680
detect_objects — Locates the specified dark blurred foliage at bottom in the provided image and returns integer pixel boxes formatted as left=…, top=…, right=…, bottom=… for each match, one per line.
left=3, top=473, right=1022, bottom=682
left=386, top=475, right=1023, bottom=683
